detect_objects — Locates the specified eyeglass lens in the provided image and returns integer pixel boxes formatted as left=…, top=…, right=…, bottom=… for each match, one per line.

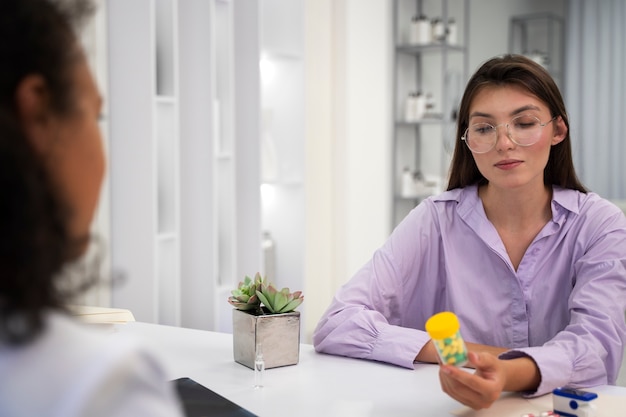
left=463, top=115, right=548, bottom=153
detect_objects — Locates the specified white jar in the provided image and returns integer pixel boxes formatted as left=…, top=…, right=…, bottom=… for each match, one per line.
left=404, top=92, right=417, bottom=122
left=401, top=167, right=415, bottom=198
left=431, top=18, right=445, bottom=42
left=447, top=18, right=457, bottom=45
left=415, top=15, right=431, bottom=44
left=414, top=91, right=425, bottom=120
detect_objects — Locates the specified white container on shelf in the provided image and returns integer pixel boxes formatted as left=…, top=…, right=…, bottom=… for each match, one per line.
left=414, top=91, right=425, bottom=120
left=405, top=91, right=425, bottom=122
left=414, top=15, right=431, bottom=44
left=447, top=18, right=457, bottom=45
left=404, top=92, right=416, bottom=122
left=401, top=167, right=415, bottom=198
left=410, top=15, right=431, bottom=44
left=431, top=18, right=446, bottom=42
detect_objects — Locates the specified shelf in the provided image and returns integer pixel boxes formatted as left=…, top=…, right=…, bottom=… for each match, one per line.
left=391, top=0, right=469, bottom=230
left=261, top=51, right=302, bottom=61
left=261, top=179, right=304, bottom=187
left=155, top=95, right=177, bottom=104
left=215, top=152, right=234, bottom=161
left=396, top=43, right=466, bottom=55
left=157, top=232, right=177, bottom=242
left=395, top=116, right=446, bottom=126
left=508, top=13, right=564, bottom=88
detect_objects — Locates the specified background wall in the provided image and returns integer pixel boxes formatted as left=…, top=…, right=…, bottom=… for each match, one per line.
left=467, top=0, right=565, bottom=71
left=304, top=0, right=393, bottom=341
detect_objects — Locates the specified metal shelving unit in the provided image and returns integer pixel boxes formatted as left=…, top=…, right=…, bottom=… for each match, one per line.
left=391, top=0, right=470, bottom=229
left=509, top=13, right=564, bottom=91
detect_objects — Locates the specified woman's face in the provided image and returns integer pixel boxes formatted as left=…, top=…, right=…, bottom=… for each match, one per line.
left=467, top=84, right=566, bottom=192
left=44, top=55, right=106, bottom=255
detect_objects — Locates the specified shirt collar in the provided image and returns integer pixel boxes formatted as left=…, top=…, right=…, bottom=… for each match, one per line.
left=434, top=185, right=580, bottom=221
left=432, top=185, right=476, bottom=219
left=551, top=186, right=580, bottom=215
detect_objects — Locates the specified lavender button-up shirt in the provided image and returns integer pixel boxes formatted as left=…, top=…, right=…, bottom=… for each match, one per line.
left=313, top=185, right=626, bottom=396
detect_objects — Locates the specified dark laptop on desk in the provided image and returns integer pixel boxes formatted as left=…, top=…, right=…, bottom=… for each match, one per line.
left=171, top=377, right=258, bottom=417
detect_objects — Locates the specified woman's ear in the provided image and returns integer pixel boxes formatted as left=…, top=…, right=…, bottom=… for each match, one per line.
left=14, top=74, right=54, bottom=155
left=551, top=116, right=568, bottom=146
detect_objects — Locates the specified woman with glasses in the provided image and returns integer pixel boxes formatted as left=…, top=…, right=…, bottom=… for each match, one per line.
left=313, top=54, right=626, bottom=410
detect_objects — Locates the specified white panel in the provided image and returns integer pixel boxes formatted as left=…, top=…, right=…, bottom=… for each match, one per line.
left=216, top=159, right=236, bottom=286
left=213, top=1, right=235, bottom=156
left=211, top=0, right=237, bottom=291
left=261, top=0, right=303, bottom=56
left=261, top=184, right=304, bottom=293
left=155, top=0, right=175, bottom=95
left=346, top=0, right=391, bottom=271
left=156, top=100, right=177, bottom=235
left=260, top=57, right=304, bottom=183
left=158, top=237, right=179, bottom=325
left=232, top=0, right=262, bottom=282
left=108, top=0, right=180, bottom=324
left=178, top=0, right=217, bottom=330
left=108, top=0, right=157, bottom=321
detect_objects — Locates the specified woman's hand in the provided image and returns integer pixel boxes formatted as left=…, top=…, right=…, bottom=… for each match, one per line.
left=438, top=351, right=541, bottom=410
left=438, top=351, right=505, bottom=410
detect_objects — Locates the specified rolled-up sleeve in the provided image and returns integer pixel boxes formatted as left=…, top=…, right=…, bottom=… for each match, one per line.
left=312, top=203, right=438, bottom=368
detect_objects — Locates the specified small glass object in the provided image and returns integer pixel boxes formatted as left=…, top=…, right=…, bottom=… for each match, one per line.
left=254, top=344, right=265, bottom=389
left=425, top=311, right=468, bottom=366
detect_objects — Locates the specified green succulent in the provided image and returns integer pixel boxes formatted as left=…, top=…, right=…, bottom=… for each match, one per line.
left=256, top=281, right=304, bottom=314
left=228, top=272, right=304, bottom=314
left=228, top=273, right=263, bottom=311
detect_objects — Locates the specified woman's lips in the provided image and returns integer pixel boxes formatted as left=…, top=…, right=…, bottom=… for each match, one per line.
left=494, top=159, right=522, bottom=170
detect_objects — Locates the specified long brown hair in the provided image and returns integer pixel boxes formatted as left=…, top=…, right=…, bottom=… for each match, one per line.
left=447, top=54, right=587, bottom=192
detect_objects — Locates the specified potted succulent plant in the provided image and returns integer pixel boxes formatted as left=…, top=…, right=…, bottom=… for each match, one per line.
left=228, top=273, right=304, bottom=369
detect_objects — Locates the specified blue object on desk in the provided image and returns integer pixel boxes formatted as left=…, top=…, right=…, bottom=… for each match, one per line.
left=553, top=387, right=597, bottom=417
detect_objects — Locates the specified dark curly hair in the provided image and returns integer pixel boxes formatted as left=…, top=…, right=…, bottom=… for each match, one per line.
left=0, top=0, right=96, bottom=345
left=447, top=54, right=587, bottom=193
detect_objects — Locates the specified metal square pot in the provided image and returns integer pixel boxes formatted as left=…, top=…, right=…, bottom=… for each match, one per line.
left=232, top=308, right=300, bottom=369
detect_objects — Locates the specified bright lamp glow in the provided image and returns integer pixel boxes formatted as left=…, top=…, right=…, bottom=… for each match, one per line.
left=259, top=57, right=275, bottom=82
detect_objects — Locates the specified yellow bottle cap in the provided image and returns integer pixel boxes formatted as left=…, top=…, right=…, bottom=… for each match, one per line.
left=425, top=311, right=460, bottom=340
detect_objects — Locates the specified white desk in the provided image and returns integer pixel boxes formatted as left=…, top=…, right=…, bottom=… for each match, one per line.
left=116, top=322, right=626, bottom=417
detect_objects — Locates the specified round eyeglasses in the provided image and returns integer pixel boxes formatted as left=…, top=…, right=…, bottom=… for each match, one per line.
left=461, top=115, right=557, bottom=154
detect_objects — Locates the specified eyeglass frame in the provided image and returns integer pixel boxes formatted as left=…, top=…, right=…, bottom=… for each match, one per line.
left=461, top=115, right=558, bottom=154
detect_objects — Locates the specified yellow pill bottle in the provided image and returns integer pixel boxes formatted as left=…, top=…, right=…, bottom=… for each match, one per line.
left=425, top=311, right=468, bottom=366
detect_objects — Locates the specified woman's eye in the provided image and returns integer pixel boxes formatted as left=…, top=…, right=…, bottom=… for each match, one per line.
left=513, top=116, right=539, bottom=129
left=515, top=122, right=537, bottom=129
left=473, top=125, right=493, bottom=135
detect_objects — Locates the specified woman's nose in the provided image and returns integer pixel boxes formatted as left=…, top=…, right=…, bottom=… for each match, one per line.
left=495, top=124, right=514, bottom=150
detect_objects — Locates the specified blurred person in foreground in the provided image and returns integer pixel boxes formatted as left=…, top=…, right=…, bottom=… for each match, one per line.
left=0, top=1, right=184, bottom=415
left=313, top=54, right=626, bottom=410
